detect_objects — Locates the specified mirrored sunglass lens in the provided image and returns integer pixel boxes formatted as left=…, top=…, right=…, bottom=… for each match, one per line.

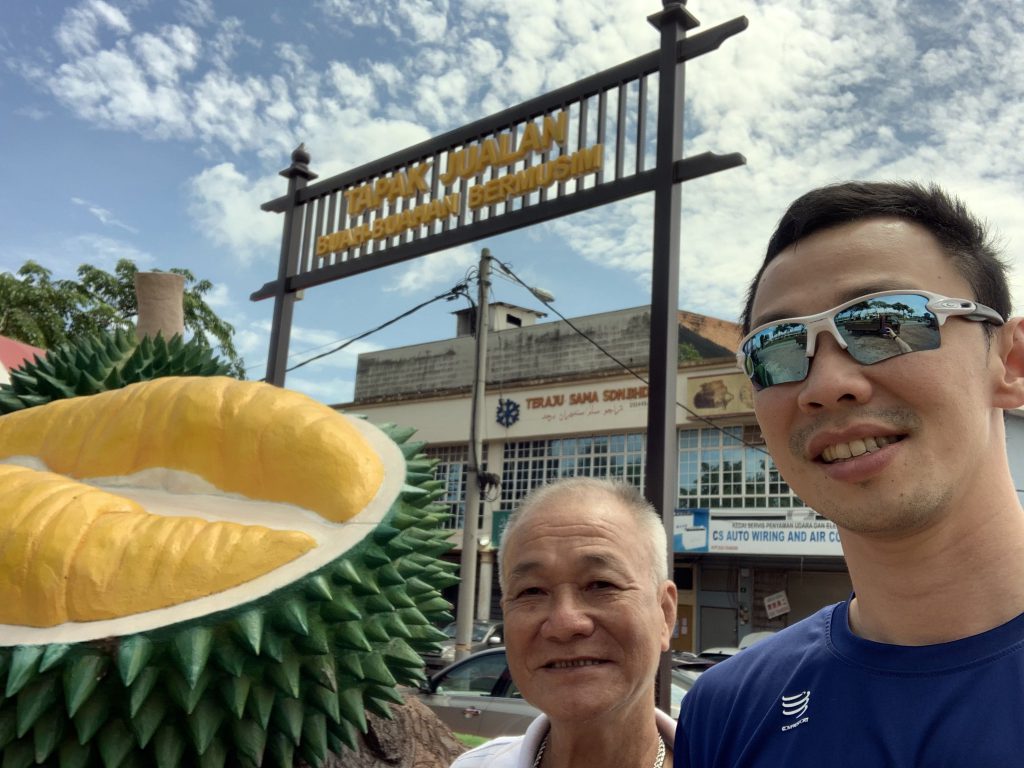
left=744, top=322, right=809, bottom=388
left=835, top=294, right=940, bottom=364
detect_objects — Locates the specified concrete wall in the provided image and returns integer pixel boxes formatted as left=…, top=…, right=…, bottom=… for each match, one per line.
left=353, top=305, right=736, bottom=402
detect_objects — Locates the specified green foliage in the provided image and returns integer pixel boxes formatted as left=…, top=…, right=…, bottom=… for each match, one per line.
left=679, top=341, right=701, bottom=362
left=0, top=259, right=244, bottom=377
left=0, top=328, right=234, bottom=414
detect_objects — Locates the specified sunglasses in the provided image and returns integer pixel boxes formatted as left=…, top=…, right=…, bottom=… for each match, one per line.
left=738, top=290, right=1004, bottom=391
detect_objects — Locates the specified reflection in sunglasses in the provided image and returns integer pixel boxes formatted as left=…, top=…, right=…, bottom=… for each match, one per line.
left=738, top=290, right=1003, bottom=391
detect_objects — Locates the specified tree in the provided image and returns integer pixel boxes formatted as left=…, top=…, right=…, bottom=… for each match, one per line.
left=0, top=259, right=244, bottom=377
left=0, top=262, right=87, bottom=349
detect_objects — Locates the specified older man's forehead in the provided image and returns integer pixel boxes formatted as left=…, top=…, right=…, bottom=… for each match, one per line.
left=506, top=549, right=629, bottom=582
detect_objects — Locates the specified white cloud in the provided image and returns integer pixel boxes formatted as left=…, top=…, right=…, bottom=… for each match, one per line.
left=187, top=163, right=283, bottom=258
left=177, top=0, right=215, bottom=28
left=70, top=196, right=138, bottom=233
left=328, top=61, right=375, bottom=110
left=318, top=0, right=449, bottom=44
left=395, top=0, right=449, bottom=44
left=13, top=105, right=50, bottom=120
left=385, top=244, right=478, bottom=295
left=208, top=18, right=259, bottom=70
left=133, top=25, right=200, bottom=83
left=462, top=38, right=501, bottom=77
left=55, top=0, right=131, bottom=57
left=234, top=326, right=270, bottom=364
left=189, top=70, right=273, bottom=151
left=203, top=282, right=233, bottom=310
left=50, top=44, right=194, bottom=139
left=63, top=234, right=157, bottom=273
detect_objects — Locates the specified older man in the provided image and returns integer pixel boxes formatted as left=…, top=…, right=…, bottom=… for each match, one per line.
left=451, top=477, right=678, bottom=768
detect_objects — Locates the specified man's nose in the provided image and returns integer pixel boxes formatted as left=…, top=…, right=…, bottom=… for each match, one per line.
left=797, top=331, right=873, bottom=412
left=540, top=590, right=595, bottom=641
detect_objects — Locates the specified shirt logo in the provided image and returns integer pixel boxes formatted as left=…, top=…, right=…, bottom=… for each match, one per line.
left=780, top=690, right=810, bottom=731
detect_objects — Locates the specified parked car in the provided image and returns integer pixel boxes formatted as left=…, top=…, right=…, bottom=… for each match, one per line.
left=407, top=647, right=704, bottom=739
left=696, top=630, right=777, bottom=663
left=738, top=630, right=776, bottom=649
left=422, top=620, right=505, bottom=671
left=696, top=646, right=740, bottom=663
left=672, top=651, right=718, bottom=671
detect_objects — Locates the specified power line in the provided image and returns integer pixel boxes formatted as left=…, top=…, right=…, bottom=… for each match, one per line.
left=255, top=281, right=471, bottom=381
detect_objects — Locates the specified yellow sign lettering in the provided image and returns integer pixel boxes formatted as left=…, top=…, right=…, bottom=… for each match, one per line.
left=439, top=111, right=569, bottom=186
left=465, top=144, right=603, bottom=211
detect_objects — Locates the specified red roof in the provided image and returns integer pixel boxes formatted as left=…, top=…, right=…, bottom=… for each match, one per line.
left=0, top=335, right=45, bottom=374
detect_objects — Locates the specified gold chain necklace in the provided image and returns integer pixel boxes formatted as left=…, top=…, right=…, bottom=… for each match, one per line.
left=531, top=734, right=666, bottom=768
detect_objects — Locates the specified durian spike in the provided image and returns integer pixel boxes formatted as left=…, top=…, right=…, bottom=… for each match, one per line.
left=171, top=627, right=214, bottom=689
left=6, top=646, right=44, bottom=697
left=64, top=655, right=108, bottom=718
left=16, top=675, right=58, bottom=737
left=115, top=636, right=154, bottom=686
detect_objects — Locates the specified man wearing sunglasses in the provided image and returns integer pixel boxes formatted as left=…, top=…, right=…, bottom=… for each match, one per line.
left=674, top=181, right=1024, bottom=767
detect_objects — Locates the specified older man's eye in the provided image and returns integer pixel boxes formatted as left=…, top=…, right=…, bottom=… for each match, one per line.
left=587, top=580, right=617, bottom=591
left=514, top=586, right=544, bottom=599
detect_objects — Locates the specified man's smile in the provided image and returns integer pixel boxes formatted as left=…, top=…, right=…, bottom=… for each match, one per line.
left=544, top=657, right=610, bottom=669
left=820, top=434, right=904, bottom=463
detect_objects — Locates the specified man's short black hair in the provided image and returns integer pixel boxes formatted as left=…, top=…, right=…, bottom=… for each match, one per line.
left=740, top=181, right=1010, bottom=334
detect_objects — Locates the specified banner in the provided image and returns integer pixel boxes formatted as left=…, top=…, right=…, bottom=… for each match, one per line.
left=674, top=509, right=842, bottom=556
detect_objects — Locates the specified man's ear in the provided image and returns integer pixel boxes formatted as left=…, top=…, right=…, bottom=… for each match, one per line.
left=659, top=580, right=678, bottom=652
left=992, top=317, right=1024, bottom=410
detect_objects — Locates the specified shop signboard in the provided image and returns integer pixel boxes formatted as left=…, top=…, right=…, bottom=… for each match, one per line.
left=764, top=590, right=791, bottom=619
left=685, top=371, right=754, bottom=418
left=674, top=508, right=843, bottom=556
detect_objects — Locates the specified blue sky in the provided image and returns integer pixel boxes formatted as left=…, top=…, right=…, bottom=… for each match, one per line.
left=2, top=0, right=1022, bottom=403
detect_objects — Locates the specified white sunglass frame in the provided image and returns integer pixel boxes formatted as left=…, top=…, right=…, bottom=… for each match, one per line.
left=737, top=289, right=1004, bottom=386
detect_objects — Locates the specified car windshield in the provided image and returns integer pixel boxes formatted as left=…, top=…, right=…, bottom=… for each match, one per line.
left=670, top=668, right=704, bottom=719
left=440, top=622, right=495, bottom=642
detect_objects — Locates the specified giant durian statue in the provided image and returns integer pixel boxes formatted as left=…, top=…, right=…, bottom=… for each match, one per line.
left=0, top=375, right=461, bottom=767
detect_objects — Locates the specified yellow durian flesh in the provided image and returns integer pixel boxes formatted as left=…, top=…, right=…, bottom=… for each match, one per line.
left=0, top=464, right=316, bottom=627
left=0, top=377, right=384, bottom=523
left=0, top=378, right=399, bottom=636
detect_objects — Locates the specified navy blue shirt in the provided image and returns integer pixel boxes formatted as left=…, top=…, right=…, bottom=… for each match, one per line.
left=675, top=600, right=1024, bottom=767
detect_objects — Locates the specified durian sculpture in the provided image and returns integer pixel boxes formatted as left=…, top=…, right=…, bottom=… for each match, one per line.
left=0, top=376, right=457, bottom=768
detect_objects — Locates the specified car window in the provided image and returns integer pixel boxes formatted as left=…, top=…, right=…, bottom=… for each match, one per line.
left=506, top=679, right=524, bottom=699
left=434, top=653, right=508, bottom=696
left=670, top=669, right=703, bottom=719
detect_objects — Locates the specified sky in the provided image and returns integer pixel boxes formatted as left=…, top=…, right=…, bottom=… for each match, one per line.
left=2, top=0, right=1022, bottom=404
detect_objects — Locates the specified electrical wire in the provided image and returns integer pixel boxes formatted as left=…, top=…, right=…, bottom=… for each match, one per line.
left=492, top=257, right=771, bottom=456
left=256, top=281, right=470, bottom=381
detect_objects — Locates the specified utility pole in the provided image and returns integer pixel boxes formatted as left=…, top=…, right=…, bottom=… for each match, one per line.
left=454, top=248, right=491, bottom=661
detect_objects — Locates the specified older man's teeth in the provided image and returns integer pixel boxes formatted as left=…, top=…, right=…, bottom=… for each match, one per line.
left=550, top=659, right=602, bottom=668
left=822, top=436, right=893, bottom=463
